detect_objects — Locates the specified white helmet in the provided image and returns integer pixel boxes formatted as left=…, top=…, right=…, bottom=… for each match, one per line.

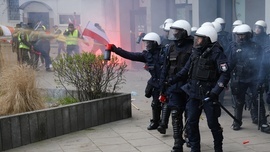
left=169, top=20, right=191, bottom=40
left=163, top=22, right=173, bottom=31
left=214, top=17, right=225, bottom=24
left=191, top=27, right=198, bottom=32
left=170, top=20, right=191, bottom=36
left=232, top=26, right=239, bottom=33
left=201, top=22, right=214, bottom=28
left=255, top=20, right=267, bottom=28
left=254, top=20, right=267, bottom=32
left=233, top=20, right=243, bottom=26
left=235, top=24, right=252, bottom=34
left=212, top=22, right=222, bottom=32
left=142, top=32, right=161, bottom=45
left=160, top=18, right=174, bottom=29
left=195, top=25, right=217, bottom=43
left=235, top=24, right=253, bottom=44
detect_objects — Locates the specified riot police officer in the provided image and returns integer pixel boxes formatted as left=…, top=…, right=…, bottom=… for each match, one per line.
left=156, top=21, right=173, bottom=134
left=160, top=19, right=174, bottom=46
left=212, top=21, right=227, bottom=105
left=253, top=20, right=269, bottom=49
left=190, top=27, right=198, bottom=36
left=158, top=20, right=193, bottom=152
left=214, top=17, right=231, bottom=51
left=160, top=18, right=174, bottom=30
left=232, top=20, right=243, bottom=32
left=230, top=20, right=243, bottom=45
left=229, top=24, right=270, bottom=133
left=253, top=20, right=270, bottom=133
left=110, top=32, right=165, bottom=130
left=169, top=25, right=230, bottom=152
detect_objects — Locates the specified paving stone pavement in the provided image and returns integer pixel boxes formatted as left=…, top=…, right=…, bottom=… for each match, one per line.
left=4, top=61, right=270, bottom=152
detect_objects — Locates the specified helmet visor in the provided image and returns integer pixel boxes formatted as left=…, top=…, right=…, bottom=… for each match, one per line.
left=143, top=40, right=155, bottom=51
left=236, top=33, right=249, bottom=44
left=168, top=28, right=186, bottom=40
left=193, top=35, right=209, bottom=49
left=253, top=25, right=264, bottom=35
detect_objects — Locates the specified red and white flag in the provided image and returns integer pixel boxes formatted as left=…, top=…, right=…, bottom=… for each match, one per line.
left=82, top=21, right=110, bottom=45
left=0, top=25, right=14, bottom=36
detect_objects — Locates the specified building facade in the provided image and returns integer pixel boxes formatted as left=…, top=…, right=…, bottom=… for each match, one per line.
left=0, top=0, right=269, bottom=67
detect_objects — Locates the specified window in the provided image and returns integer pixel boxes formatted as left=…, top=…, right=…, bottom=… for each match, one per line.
left=59, top=14, right=81, bottom=25
left=175, top=4, right=192, bottom=25
left=8, top=0, right=20, bottom=20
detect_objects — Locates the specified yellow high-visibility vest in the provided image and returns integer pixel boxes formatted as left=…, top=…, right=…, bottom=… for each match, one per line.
left=66, top=29, right=79, bottom=45
left=18, top=31, right=30, bottom=49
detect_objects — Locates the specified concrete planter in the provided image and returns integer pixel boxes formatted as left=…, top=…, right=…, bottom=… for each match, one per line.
left=0, top=92, right=131, bottom=151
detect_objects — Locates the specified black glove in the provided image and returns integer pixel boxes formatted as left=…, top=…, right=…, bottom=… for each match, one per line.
left=203, top=92, right=218, bottom=103
left=110, top=44, right=118, bottom=52
left=167, top=77, right=178, bottom=86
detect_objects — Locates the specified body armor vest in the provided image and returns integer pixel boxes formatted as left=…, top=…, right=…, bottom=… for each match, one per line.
left=168, top=43, right=192, bottom=77
left=189, top=48, right=217, bottom=82
left=145, top=48, right=165, bottom=81
left=232, top=43, right=260, bottom=79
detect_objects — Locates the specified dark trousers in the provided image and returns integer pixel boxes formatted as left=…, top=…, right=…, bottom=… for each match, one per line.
left=186, top=98, right=223, bottom=152
left=67, top=45, right=79, bottom=55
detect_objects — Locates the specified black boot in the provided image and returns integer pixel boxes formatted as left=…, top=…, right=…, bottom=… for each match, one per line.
left=261, top=124, right=270, bottom=133
left=232, top=102, right=243, bottom=130
left=258, top=101, right=270, bottom=133
left=147, top=108, right=161, bottom=130
left=157, top=103, right=170, bottom=134
left=171, top=110, right=184, bottom=152
left=183, top=112, right=190, bottom=148
left=250, top=100, right=259, bottom=124
left=212, top=127, right=223, bottom=152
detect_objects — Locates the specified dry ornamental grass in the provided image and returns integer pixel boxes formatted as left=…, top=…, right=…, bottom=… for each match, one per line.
left=0, top=64, right=45, bottom=116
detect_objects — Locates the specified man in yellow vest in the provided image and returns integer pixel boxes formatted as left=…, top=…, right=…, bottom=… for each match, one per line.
left=17, top=26, right=32, bottom=64
left=63, top=23, right=81, bottom=55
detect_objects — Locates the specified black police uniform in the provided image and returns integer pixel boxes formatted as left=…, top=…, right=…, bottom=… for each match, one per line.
left=218, top=31, right=230, bottom=53
left=254, top=32, right=270, bottom=133
left=170, top=42, right=230, bottom=152
left=159, top=37, right=193, bottom=151
left=160, top=35, right=171, bottom=47
left=217, top=32, right=230, bottom=104
left=112, top=46, right=165, bottom=130
left=259, top=50, right=270, bottom=103
left=228, top=40, right=264, bottom=130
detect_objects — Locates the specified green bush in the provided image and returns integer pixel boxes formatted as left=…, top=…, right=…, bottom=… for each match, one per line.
left=59, top=96, right=78, bottom=105
left=52, top=53, right=127, bottom=102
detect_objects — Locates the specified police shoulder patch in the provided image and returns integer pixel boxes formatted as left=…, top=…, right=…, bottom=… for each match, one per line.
left=218, top=82, right=224, bottom=88
left=220, top=63, right=228, bottom=72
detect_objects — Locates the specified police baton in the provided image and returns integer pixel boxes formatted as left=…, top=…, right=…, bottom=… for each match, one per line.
left=214, top=101, right=242, bottom=125
left=257, top=90, right=263, bottom=130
